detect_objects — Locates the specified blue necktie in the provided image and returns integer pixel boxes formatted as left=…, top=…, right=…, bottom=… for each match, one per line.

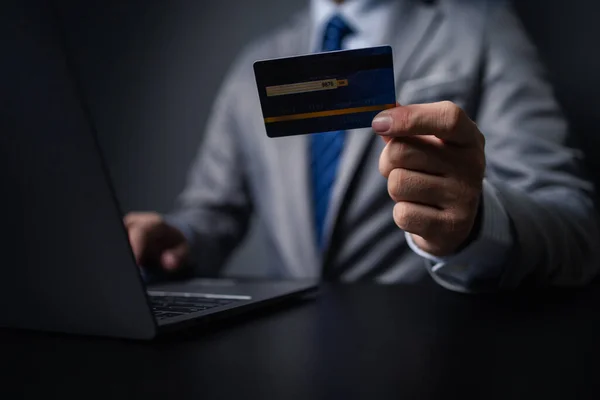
left=311, top=15, right=354, bottom=248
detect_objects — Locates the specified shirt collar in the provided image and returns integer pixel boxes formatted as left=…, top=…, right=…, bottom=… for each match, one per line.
left=309, top=0, right=400, bottom=52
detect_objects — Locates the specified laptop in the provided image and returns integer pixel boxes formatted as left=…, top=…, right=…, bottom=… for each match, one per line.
left=0, top=1, right=317, bottom=339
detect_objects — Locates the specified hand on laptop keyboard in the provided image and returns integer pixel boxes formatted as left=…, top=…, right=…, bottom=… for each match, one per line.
left=124, top=212, right=190, bottom=273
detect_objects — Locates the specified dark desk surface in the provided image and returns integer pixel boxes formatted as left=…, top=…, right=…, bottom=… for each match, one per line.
left=1, top=283, right=599, bottom=399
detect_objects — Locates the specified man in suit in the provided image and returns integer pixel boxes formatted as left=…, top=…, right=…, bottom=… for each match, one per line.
left=124, top=0, right=600, bottom=292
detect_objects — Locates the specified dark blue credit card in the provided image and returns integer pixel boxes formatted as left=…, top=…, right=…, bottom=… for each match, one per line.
left=253, top=46, right=396, bottom=137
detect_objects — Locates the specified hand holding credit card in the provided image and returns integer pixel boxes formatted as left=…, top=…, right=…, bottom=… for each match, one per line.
left=254, top=45, right=487, bottom=258
left=253, top=46, right=396, bottom=137
left=373, top=98, right=487, bottom=257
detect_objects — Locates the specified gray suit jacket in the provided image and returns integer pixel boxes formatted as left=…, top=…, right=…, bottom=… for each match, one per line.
left=167, top=0, right=600, bottom=291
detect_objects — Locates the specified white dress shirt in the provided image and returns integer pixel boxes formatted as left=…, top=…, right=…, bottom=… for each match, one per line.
left=310, top=0, right=513, bottom=289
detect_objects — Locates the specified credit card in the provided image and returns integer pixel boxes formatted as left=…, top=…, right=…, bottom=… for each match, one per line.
left=253, top=45, right=396, bottom=137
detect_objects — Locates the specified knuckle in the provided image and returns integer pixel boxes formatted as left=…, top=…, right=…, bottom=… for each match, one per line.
left=395, top=107, right=415, bottom=132
left=447, top=178, right=480, bottom=213
left=442, top=206, right=473, bottom=237
left=402, top=169, right=422, bottom=192
left=392, top=202, right=411, bottom=230
left=393, top=202, right=433, bottom=236
left=439, top=101, right=462, bottom=133
left=439, top=211, right=459, bottom=236
left=388, top=139, right=410, bottom=166
left=419, top=212, right=438, bottom=238
left=379, top=145, right=393, bottom=177
left=387, top=168, right=403, bottom=202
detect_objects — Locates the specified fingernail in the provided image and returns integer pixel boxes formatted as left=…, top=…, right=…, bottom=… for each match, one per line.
left=372, top=114, right=392, bottom=133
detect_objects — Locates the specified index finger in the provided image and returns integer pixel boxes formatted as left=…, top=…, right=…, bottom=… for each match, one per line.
left=372, top=101, right=478, bottom=146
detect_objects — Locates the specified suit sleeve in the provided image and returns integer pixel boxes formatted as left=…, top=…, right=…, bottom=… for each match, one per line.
left=164, top=63, right=253, bottom=277
left=468, top=1, right=600, bottom=289
left=405, top=180, right=513, bottom=292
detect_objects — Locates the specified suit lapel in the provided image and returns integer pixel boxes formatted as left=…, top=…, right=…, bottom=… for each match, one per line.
left=321, top=1, right=444, bottom=250
left=392, top=1, right=444, bottom=85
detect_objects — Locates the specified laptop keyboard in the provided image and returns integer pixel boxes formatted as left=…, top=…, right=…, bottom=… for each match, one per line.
left=149, top=294, right=239, bottom=320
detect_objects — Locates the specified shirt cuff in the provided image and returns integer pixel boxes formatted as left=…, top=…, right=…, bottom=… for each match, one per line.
left=405, top=179, right=513, bottom=288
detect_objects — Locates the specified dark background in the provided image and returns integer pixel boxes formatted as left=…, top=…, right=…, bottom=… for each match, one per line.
left=55, top=0, right=600, bottom=276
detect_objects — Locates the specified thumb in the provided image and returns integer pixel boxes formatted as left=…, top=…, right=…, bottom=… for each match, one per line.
left=376, top=102, right=401, bottom=144
left=160, top=243, right=189, bottom=271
